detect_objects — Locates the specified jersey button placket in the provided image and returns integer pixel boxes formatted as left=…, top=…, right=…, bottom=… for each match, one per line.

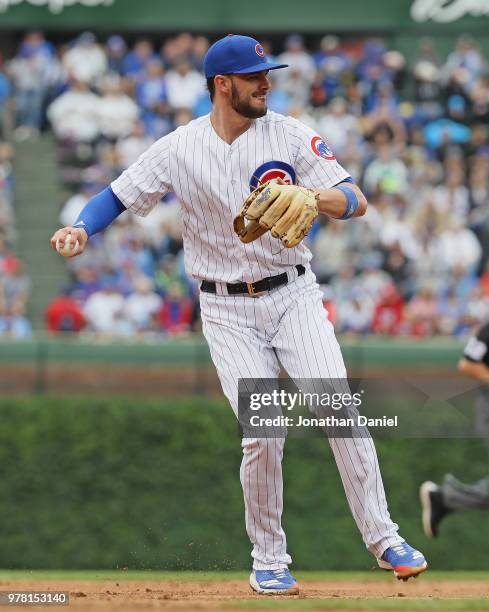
left=228, top=148, right=241, bottom=212
left=226, top=145, right=245, bottom=281
left=229, top=147, right=237, bottom=184
left=229, top=150, right=235, bottom=184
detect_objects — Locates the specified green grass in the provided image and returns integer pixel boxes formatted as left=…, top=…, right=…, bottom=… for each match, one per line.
left=0, top=570, right=488, bottom=581
left=230, top=601, right=489, bottom=610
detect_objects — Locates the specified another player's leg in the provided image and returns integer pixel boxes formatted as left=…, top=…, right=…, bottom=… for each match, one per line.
left=420, top=480, right=452, bottom=538
left=420, top=474, right=489, bottom=538
left=273, top=276, right=427, bottom=580
left=200, top=294, right=298, bottom=594
left=421, top=393, right=489, bottom=538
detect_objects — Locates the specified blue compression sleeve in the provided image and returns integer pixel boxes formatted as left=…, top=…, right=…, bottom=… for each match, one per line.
left=73, top=186, right=126, bottom=238
left=335, top=176, right=354, bottom=185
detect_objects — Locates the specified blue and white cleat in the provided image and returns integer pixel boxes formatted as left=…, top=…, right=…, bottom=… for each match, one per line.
left=377, top=542, right=428, bottom=581
left=249, top=568, right=299, bottom=595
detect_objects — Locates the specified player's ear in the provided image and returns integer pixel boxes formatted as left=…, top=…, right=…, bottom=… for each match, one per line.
left=214, top=74, right=232, bottom=97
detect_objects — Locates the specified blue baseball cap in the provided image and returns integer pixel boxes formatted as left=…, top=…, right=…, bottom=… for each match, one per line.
left=204, top=35, right=288, bottom=78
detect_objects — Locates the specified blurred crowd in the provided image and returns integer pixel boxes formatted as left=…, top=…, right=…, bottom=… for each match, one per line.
left=3, top=30, right=489, bottom=337
left=0, top=61, right=31, bottom=338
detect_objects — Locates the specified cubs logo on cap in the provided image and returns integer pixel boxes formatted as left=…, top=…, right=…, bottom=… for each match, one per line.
left=255, top=43, right=265, bottom=57
left=311, top=136, right=336, bottom=160
left=250, top=161, right=296, bottom=191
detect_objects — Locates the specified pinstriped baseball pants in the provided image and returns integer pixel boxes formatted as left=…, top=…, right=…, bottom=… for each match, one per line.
left=200, top=267, right=403, bottom=570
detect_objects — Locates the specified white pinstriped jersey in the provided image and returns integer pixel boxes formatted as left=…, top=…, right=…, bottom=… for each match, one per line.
left=111, top=111, right=350, bottom=283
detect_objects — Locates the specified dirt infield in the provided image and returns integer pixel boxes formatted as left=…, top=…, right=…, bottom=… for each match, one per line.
left=1, top=577, right=488, bottom=610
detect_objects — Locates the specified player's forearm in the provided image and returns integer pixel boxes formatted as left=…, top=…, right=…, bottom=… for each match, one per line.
left=73, top=186, right=127, bottom=239
left=458, top=358, right=489, bottom=383
left=315, top=183, right=367, bottom=219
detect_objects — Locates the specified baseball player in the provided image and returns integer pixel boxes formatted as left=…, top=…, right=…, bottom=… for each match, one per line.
left=421, top=320, right=489, bottom=538
left=50, top=35, right=427, bottom=594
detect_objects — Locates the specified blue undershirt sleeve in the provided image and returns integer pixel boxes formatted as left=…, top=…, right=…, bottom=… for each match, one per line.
left=72, top=186, right=126, bottom=238
left=334, top=176, right=355, bottom=185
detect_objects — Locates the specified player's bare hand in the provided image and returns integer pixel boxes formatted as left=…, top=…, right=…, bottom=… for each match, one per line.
left=50, top=226, right=88, bottom=258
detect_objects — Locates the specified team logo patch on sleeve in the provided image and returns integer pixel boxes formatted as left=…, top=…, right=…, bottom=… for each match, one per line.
left=311, top=136, right=336, bottom=160
left=250, top=161, right=296, bottom=191
left=464, top=336, right=487, bottom=361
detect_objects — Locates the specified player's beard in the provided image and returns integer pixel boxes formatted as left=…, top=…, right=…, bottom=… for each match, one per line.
left=230, top=82, right=267, bottom=119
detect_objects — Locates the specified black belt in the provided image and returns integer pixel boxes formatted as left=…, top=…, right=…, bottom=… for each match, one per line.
left=201, top=265, right=305, bottom=297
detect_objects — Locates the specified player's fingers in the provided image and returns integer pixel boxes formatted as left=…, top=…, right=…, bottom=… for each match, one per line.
left=56, top=234, right=82, bottom=258
left=51, top=227, right=87, bottom=255
left=50, top=228, right=70, bottom=251
left=70, top=227, right=89, bottom=246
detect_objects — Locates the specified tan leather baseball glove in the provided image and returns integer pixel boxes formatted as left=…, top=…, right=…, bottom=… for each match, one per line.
left=233, top=180, right=319, bottom=248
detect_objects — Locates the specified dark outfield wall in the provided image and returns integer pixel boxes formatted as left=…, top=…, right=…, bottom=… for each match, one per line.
left=1, top=0, right=489, bottom=33
left=0, top=395, right=487, bottom=570
left=0, top=336, right=464, bottom=395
